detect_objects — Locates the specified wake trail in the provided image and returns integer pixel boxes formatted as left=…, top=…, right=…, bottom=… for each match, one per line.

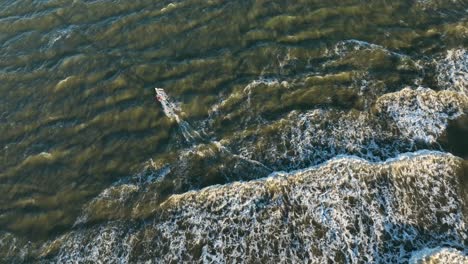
left=154, top=88, right=273, bottom=173
left=155, top=88, right=204, bottom=143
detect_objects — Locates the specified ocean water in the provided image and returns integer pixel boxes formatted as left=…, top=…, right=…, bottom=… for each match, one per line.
left=0, top=0, right=467, bottom=263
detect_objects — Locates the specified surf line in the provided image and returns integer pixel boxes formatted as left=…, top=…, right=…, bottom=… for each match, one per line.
left=154, top=88, right=272, bottom=172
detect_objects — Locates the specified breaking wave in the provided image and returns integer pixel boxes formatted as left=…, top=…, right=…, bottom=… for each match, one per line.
left=34, top=151, right=467, bottom=263
left=225, top=86, right=466, bottom=171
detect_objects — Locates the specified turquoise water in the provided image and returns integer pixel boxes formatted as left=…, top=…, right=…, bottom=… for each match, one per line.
left=0, top=0, right=467, bottom=262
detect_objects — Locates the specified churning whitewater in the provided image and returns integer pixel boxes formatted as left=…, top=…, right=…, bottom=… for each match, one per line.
left=38, top=152, right=468, bottom=263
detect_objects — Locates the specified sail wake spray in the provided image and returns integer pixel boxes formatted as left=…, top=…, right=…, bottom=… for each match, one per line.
left=154, top=88, right=203, bottom=143
left=154, top=88, right=272, bottom=172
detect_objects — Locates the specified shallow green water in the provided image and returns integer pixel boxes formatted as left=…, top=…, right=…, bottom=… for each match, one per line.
left=1, top=0, right=467, bottom=262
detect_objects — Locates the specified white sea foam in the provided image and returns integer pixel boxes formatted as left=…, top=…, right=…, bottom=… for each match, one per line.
left=208, top=77, right=289, bottom=128
left=243, top=78, right=286, bottom=106
left=228, top=83, right=467, bottom=171
left=409, top=247, right=468, bottom=263
left=74, top=183, right=140, bottom=226
left=230, top=108, right=407, bottom=171
left=74, top=141, right=273, bottom=225
left=332, top=39, right=409, bottom=58
left=0, top=232, right=20, bottom=261
left=160, top=2, right=179, bottom=13
left=44, top=224, right=135, bottom=263
left=376, top=87, right=467, bottom=143
left=39, top=152, right=467, bottom=263
left=415, top=0, right=468, bottom=10
left=47, top=26, right=77, bottom=48
left=436, top=48, right=468, bottom=95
